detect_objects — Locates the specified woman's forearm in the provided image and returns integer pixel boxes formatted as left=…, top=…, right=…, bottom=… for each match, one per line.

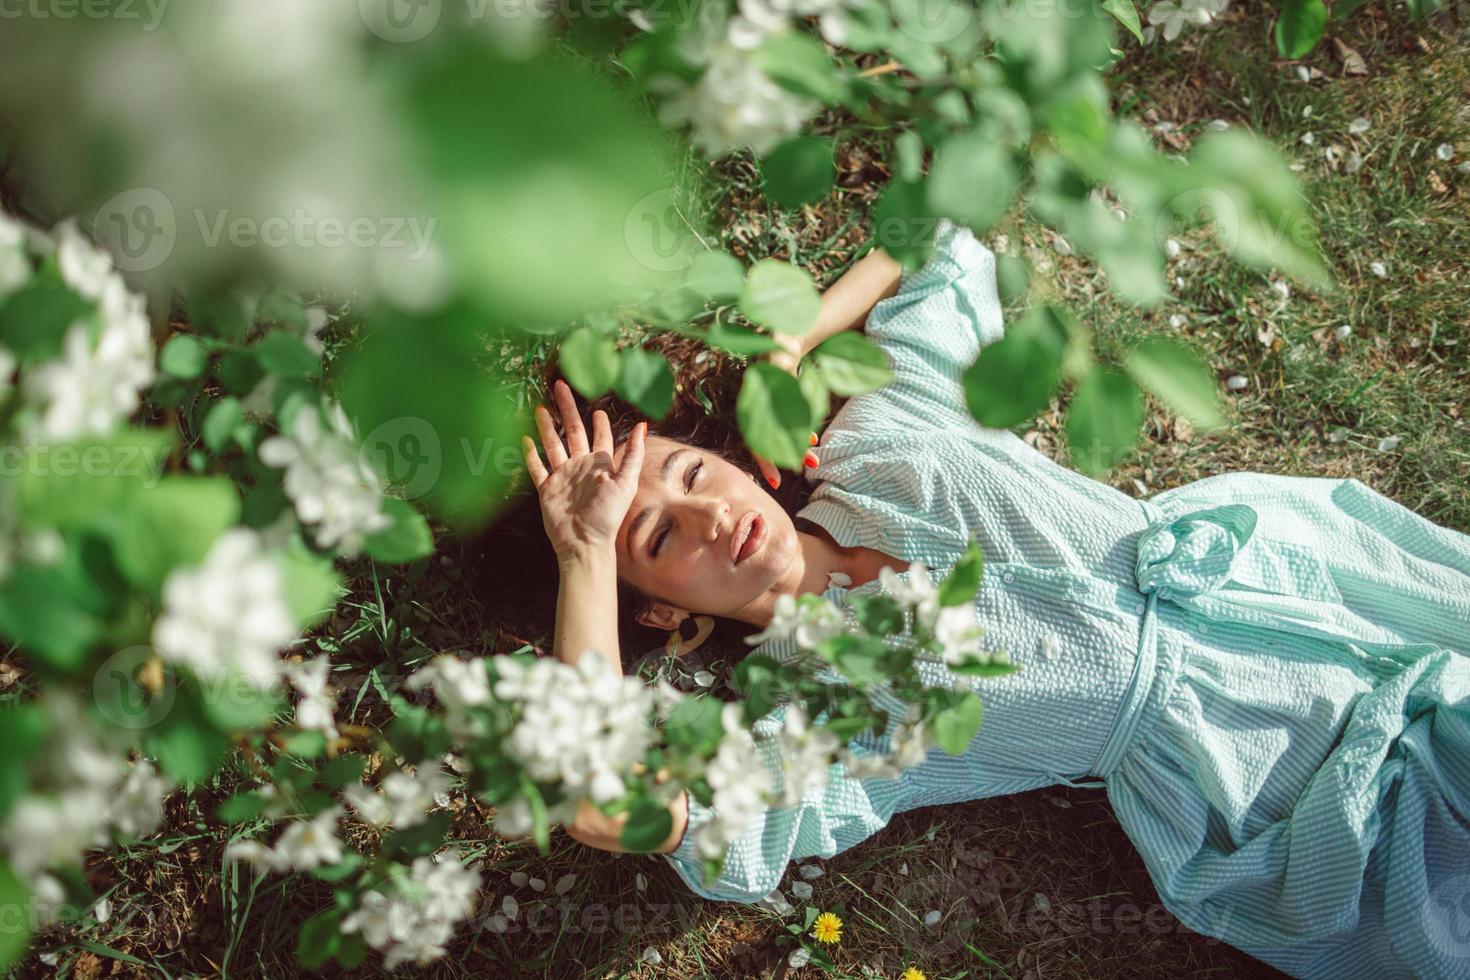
left=800, top=246, right=903, bottom=357
left=553, top=546, right=622, bottom=675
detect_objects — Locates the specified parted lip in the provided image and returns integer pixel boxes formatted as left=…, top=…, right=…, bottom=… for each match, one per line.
left=731, top=510, right=764, bottom=564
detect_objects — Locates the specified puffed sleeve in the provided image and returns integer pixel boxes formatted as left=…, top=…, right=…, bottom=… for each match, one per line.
left=858, top=218, right=1006, bottom=423
left=659, top=705, right=908, bottom=904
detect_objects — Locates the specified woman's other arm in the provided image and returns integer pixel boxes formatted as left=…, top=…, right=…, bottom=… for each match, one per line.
left=755, top=246, right=903, bottom=487
left=770, top=246, right=904, bottom=374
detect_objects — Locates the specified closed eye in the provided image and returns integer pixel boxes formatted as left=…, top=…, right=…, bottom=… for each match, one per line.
left=652, top=461, right=702, bottom=559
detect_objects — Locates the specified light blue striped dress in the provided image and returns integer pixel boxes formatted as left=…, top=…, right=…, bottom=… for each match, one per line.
left=659, top=221, right=1470, bottom=979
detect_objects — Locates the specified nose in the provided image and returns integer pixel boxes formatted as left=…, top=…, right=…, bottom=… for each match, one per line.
left=692, top=496, right=729, bottom=543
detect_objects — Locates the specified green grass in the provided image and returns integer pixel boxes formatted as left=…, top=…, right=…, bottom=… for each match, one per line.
left=9, top=7, right=1469, bottom=979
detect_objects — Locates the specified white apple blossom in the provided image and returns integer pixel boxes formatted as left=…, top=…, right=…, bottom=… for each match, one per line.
left=655, top=42, right=819, bottom=157
left=491, top=653, right=658, bottom=816
left=340, top=850, right=481, bottom=970
left=728, top=0, right=859, bottom=49
left=879, top=563, right=940, bottom=626
left=284, top=657, right=338, bottom=741
left=744, top=593, right=846, bottom=648
left=0, top=696, right=172, bottom=907
left=775, top=703, right=840, bottom=805
left=693, top=703, right=773, bottom=859
left=0, top=215, right=29, bottom=296
left=225, top=807, right=344, bottom=873
left=932, top=603, right=985, bottom=667
left=1146, top=0, right=1224, bottom=41
left=0, top=345, right=14, bottom=403
left=406, top=655, right=490, bottom=739
left=344, top=764, right=452, bottom=829
left=258, top=401, right=389, bottom=555
left=152, top=529, right=298, bottom=689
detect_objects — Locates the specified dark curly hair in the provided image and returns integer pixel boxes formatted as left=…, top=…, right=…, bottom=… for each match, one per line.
left=465, top=333, right=820, bottom=668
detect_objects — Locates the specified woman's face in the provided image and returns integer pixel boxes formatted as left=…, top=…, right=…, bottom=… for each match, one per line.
left=614, top=435, right=799, bottom=625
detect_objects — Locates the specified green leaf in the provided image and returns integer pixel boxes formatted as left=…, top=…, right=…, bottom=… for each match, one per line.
left=927, top=131, right=1019, bottom=233
left=662, top=695, right=727, bottom=754
left=215, top=348, right=264, bottom=395
left=932, top=691, right=983, bottom=754
left=737, top=363, right=812, bottom=470
left=810, top=333, right=893, bottom=396
left=681, top=251, right=745, bottom=303
left=187, top=292, right=250, bottom=342
left=962, top=306, right=1065, bottom=428
left=217, top=793, right=266, bottom=823
left=364, top=499, right=434, bottom=564
left=254, top=330, right=320, bottom=380
left=938, top=540, right=984, bottom=606
left=949, top=657, right=1021, bottom=678
left=1275, top=0, right=1327, bottom=58
left=706, top=321, right=782, bottom=356
left=202, top=397, right=245, bottom=453
left=0, top=561, right=102, bottom=672
left=322, top=754, right=368, bottom=789
left=160, top=335, right=208, bottom=380
left=615, top=346, right=675, bottom=419
left=340, top=305, right=531, bottom=529
left=0, top=859, right=31, bottom=972
left=1188, top=131, right=1330, bottom=289
left=761, top=136, right=835, bottom=208
left=752, top=33, right=843, bottom=102
left=1066, top=367, right=1144, bottom=475
left=739, top=260, right=821, bottom=336
left=0, top=277, right=91, bottom=362
left=872, top=179, right=937, bottom=268
left=1123, top=338, right=1223, bottom=430
left=823, top=634, right=890, bottom=686
left=297, top=909, right=342, bottom=970
left=14, top=429, right=174, bottom=531
left=276, top=542, right=342, bottom=627
left=113, top=477, right=241, bottom=593
left=620, top=798, right=675, bottom=853
left=559, top=327, right=621, bottom=399
left=145, top=687, right=231, bottom=783
left=1102, top=0, right=1143, bottom=42
left=798, top=364, right=830, bottom=430
left=0, top=706, right=44, bottom=823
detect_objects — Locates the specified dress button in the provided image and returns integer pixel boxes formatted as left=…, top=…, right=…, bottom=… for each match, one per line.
left=1002, top=572, right=1015, bottom=584
left=1198, top=623, right=1210, bottom=634
left=1134, top=602, right=1146, bottom=615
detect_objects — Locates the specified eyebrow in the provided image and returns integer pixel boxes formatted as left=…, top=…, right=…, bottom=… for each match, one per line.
left=626, top=449, right=691, bottom=559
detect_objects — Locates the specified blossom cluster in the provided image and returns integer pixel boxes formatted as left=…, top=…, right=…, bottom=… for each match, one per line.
left=340, top=851, right=483, bottom=970
left=0, top=215, right=156, bottom=442
left=0, top=695, right=172, bottom=925
left=489, top=652, right=666, bottom=835
left=259, top=400, right=390, bottom=556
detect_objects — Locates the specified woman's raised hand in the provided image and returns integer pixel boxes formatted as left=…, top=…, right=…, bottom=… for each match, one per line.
left=752, top=333, right=819, bottom=490
left=522, top=380, right=646, bottom=562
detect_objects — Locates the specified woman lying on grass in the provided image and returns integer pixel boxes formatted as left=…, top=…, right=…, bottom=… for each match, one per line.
left=516, top=221, right=1470, bottom=980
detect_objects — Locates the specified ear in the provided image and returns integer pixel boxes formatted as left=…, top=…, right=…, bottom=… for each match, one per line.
left=636, top=600, right=688, bottom=632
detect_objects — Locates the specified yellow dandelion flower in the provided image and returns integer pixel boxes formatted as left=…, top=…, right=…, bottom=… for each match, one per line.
left=810, top=911, right=843, bottom=944
left=900, top=969, right=928, bottom=980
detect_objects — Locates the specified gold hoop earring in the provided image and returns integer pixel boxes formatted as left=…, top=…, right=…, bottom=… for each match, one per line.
left=664, top=615, right=715, bottom=657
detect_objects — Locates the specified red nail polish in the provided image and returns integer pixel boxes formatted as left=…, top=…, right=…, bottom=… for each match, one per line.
left=766, top=472, right=780, bottom=489
left=803, top=450, right=819, bottom=469
left=809, top=432, right=819, bottom=446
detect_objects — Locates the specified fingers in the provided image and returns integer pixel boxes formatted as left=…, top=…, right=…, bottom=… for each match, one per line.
left=755, top=454, right=781, bottom=490
left=591, top=409, right=613, bottom=456
left=614, top=421, right=647, bottom=495
left=534, top=404, right=568, bottom=469
left=522, top=435, right=549, bottom=488
left=553, top=380, right=589, bottom=456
